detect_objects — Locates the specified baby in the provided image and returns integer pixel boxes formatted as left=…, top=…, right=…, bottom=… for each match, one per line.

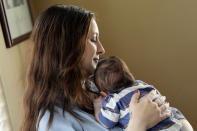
left=93, top=56, right=186, bottom=131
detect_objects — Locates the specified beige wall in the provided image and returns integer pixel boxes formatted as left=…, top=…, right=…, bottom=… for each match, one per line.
left=0, top=25, right=28, bottom=131
left=30, top=0, right=197, bottom=129
left=1, top=0, right=196, bottom=130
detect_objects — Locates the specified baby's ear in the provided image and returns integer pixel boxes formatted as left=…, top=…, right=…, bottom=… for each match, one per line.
left=100, top=91, right=108, bottom=97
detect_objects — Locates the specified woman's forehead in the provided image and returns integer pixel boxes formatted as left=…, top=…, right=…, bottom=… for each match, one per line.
left=88, top=19, right=99, bottom=36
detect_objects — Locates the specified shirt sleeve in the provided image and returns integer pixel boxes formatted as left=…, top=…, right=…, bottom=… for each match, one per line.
left=99, top=95, right=120, bottom=129
left=169, top=107, right=185, bottom=120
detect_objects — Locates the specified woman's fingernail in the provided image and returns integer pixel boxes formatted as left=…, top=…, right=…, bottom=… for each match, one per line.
left=135, top=90, right=139, bottom=94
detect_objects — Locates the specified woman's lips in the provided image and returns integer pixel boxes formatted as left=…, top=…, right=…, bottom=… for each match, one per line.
left=93, top=58, right=99, bottom=63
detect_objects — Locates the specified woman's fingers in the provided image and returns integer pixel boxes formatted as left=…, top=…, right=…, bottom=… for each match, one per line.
left=154, top=96, right=166, bottom=106
left=158, top=102, right=171, bottom=121
left=160, top=102, right=170, bottom=113
left=146, top=90, right=157, bottom=100
left=129, top=90, right=140, bottom=112
left=160, top=110, right=171, bottom=121
left=146, top=91, right=171, bottom=125
left=128, top=89, right=171, bottom=130
left=130, top=90, right=140, bottom=105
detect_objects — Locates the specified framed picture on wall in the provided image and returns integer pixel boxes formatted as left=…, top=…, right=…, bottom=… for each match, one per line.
left=0, top=0, right=33, bottom=48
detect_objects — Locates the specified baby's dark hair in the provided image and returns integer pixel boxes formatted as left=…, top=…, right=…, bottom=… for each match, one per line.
left=94, top=56, right=135, bottom=93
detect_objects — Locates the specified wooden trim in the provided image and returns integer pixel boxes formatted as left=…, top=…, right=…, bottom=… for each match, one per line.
left=0, top=0, right=33, bottom=48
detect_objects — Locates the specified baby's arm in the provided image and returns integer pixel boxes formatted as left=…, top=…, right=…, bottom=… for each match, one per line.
left=168, top=107, right=193, bottom=131
left=93, top=94, right=120, bottom=129
left=94, top=110, right=109, bottom=128
left=93, top=95, right=108, bottom=128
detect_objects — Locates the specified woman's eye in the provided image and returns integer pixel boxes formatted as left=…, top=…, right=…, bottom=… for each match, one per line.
left=91, top=39, right=97, bottom=42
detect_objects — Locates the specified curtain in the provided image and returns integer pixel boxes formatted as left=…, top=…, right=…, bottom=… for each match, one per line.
left=0, top=76, right=12, bottom=131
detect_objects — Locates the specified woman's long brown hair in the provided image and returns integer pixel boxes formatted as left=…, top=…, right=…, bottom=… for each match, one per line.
left=21, top=5, right=94, bottom=131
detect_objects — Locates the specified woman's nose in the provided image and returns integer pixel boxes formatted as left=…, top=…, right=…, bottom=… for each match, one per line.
left=97, top=41, right=105, bottom=55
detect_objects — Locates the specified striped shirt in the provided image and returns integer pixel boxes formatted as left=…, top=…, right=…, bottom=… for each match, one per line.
left=99, top=80, right=184, bottom=131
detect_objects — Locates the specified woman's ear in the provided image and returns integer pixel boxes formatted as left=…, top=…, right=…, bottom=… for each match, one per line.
left=100, top=91, right=108, bottom=97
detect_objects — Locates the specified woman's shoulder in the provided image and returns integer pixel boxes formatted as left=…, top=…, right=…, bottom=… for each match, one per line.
left=38, top=106, right=122, bottom=131
left=38, top=106, right=83, bottom=131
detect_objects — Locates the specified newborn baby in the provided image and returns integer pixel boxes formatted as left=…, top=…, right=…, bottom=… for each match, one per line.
left=93, top=56, right=186, bottom=131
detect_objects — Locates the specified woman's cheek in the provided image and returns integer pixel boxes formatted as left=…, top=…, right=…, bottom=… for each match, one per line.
left=92, top=43, right=97, bottom=54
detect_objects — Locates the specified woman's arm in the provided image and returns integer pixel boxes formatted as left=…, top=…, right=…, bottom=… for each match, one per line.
left=126, top=90, right=171, bottom=131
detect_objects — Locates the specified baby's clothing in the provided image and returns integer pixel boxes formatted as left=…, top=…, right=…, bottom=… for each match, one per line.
left=99, top=80, right=184, bottom=131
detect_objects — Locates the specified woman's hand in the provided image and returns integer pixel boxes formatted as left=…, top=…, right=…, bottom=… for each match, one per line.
left=127, top=90, right=171, bottom=131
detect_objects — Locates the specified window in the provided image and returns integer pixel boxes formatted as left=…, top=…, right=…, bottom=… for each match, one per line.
left=0, top=76, right=12, bottom=131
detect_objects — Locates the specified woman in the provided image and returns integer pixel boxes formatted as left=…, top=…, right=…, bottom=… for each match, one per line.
left=21, top=5, right=171, bottom=131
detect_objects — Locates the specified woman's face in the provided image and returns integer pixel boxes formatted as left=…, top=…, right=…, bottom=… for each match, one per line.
left=81, top=19, right=105, bottom=76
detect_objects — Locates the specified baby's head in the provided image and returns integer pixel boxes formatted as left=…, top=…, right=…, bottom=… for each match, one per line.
left=94, top=56, right=136, bottom=93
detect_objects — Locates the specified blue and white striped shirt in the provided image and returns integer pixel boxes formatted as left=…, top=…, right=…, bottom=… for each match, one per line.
left=99, top=80, right=184, bottom=131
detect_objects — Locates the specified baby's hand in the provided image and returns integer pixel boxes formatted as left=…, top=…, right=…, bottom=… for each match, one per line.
left=93, top=93, right=106, bottom=119
left=93, top=94, right=110, bottom=128
left=93, top=96, right=104, bottom=113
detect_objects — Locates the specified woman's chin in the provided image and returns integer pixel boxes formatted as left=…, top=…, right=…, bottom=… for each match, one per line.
left=85, top=67, right=96, bottom=77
